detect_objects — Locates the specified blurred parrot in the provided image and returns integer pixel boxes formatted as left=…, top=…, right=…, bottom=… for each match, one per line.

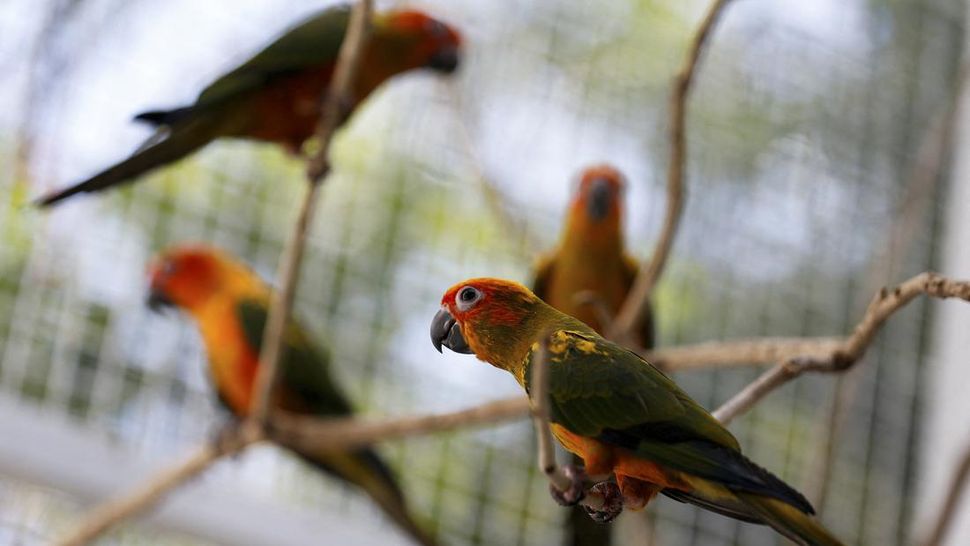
left=148, top=245, right=437, bottom=546
left=430, top=279, right=844, bottom=546
left=37, top=5, right=462, bottom=207
left=533, top=164, right=653, bottom=350
left=532, top=164, right=652, bottom=545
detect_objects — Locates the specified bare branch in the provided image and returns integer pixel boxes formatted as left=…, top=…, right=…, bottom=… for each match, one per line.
left=644, top=337, right=843, bottom=370
left=713, top=272, right=970, bottom=424
left=53, top=427, right=261, bottom=546
left=530, top=334, right=574, bottom=493
left=527, top=334, right=608, bottom=512
left=251, top=0, right=374, bottom=425
left=274, top=396, right=530, bottom=452
left=921, top=442, right=970, bottom=546
left=610, top=0, right=735, bottom=344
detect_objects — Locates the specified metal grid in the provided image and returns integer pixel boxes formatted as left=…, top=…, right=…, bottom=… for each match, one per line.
left=0, top=0, right=964, bottom=544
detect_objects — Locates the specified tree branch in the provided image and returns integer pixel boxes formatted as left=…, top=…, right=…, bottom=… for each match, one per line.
left=713, top=272, right=970, bottom=424
left=610, top=0, right=735, bottom=345
left=251, top=0, right=374, bottom=426
left=920, top=442, right=970, bottom=546
left=273, top=396, right=530, bottom=452
left=527, top=334, right=608, bottom=511
left=53, top=427, right=260, bottom=546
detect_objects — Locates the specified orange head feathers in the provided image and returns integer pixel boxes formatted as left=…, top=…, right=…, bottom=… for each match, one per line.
left=431, top=278, right=585, bottom=372
left=566, top=164, right=626, bottom=237
left=147, top=244, right=267, bottom=313
left=377, top=9, right=462, bottom=74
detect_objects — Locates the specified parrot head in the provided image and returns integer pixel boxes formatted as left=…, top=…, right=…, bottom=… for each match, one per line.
left=571, top=164, right=625, bottom=224
left=147, top=245, right=263, bottom=313
left=432, top=278, right=566, bottom=372
left=376, top=10, right=463, bottom=74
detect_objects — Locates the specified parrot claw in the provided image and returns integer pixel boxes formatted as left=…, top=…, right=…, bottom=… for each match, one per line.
left=210, top=420, right=243, bottom=456
left=583, top=482, right=623, bottom=524
left=549, top=464, right=587, bottom=507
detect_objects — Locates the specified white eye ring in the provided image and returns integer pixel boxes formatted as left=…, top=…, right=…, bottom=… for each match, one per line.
left=455, top=286, right=482, bottom=311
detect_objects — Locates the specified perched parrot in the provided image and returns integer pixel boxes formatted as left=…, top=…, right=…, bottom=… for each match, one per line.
left=148, top=245, right=437, bottom=546
left=533, top=164, right=653, bottom=348
left=430, top=279, right=844, bottom=546
left=37, top=5, right=462, bottom=207
left=532, top=164, right=652, bottom=545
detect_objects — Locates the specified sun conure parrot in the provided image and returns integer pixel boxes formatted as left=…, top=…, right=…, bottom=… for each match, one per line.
left=36, top=5, right=462, bottom=207
left=148, top=245, right=438, bottom=546
left=532, top=164, right=652, bottom=545
left=533, top=164, right=653, bottom=352
left=430, top=279, right=844, bottom=546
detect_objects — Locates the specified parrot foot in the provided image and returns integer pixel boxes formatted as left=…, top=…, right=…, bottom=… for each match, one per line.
left=583, top=482, right=623, bottom=524
left=210, top=420, right=243, bottom=456
left=549, top=464, right=587, bottom=507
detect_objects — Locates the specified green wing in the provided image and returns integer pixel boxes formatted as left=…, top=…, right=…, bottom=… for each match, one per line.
left=525, top=330, right=735, bottom=448
left=236, top=299, right=353, bottom=417
left=193, top=5, right=350, bottom=110
left=524, top=330, right=813, bottom=512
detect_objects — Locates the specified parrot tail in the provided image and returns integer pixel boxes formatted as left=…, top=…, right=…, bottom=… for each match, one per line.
left=298, top=448, right=440, bottom=546
left=664, top=484, right=844, bottom=546
left=35, top=116, right=219, bottom=207
left=737, top=492, right=845, bottom=546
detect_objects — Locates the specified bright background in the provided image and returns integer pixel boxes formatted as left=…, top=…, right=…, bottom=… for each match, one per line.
left=0, top=0, right=966, bottom=544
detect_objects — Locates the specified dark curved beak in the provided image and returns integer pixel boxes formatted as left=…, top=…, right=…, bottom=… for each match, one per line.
left=587, top=177, right=613, bottom=221
left=428, top=46, right=460, bottom=74
left=147, top=287, right=174, bottom=313
left=430, top=307, right=473, bottom=354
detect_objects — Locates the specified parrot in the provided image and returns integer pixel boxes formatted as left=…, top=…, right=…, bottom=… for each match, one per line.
left=148, top=244, right=437, bottom=546
left=533, top=164, right=654, bottom=352
left=36, top=5, right=462, bottom=207
left=532, top=164, right=653, bottom=545
left=430, top=279, right=844, bottom=546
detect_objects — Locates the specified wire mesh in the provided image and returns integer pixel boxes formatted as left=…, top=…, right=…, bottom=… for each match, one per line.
left=0, top=0, right=964, bottom=544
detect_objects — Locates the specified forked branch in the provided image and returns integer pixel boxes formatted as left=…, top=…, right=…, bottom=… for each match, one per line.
left=610, top=0, right=735, bottom=345
left=713, top=272, right=970, bottom=424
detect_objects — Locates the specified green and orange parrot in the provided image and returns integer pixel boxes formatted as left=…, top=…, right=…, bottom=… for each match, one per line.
left=37, top=5, right=461, bottom=207
left=532, top=164, right=652, bottom=545
left=430, top=279, right=844, bottom=546
left=148, top=245, right=437, bottom=546
left=533, top=164, right=654, bottom=348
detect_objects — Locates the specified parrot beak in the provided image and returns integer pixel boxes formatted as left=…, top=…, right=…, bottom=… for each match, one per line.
left=586, top=177, right=613, bottom=221
left=147, top=287, right=175, bottom=313
left=428, top=46, right=460, bottom=74
left=431, top=307, right=473, bottom=354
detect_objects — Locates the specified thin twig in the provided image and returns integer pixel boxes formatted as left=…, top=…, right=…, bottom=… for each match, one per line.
left=921, top=442, right=970, bottom=546
left=274, top=396, right=531, bottom=452
left=644, top=337, right=843, bottom=370
left=53, top=427, right=261, bottom=546
left=610, top=0, right=735, bottom=345
left=251, top=0, right=374, bottom=425
left=530, top=334, right=573, bottom=493
left=713, top=272, right=970, bottom=424
left=528, top=333, right=607, bottom=511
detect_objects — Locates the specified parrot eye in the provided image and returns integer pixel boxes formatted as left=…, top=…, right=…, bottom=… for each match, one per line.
left=455, top=286, right=482, bottom=310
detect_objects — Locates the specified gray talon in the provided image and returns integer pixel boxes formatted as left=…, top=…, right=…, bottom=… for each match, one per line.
left=583, top=482, right=623, bottom=524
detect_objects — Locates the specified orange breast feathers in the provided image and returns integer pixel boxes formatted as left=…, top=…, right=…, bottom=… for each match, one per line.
left=245, top=63, right=337, bottom=152
left=193, top=297, right=262, bottom=416
left=550, top=424, right=688, bottom=510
